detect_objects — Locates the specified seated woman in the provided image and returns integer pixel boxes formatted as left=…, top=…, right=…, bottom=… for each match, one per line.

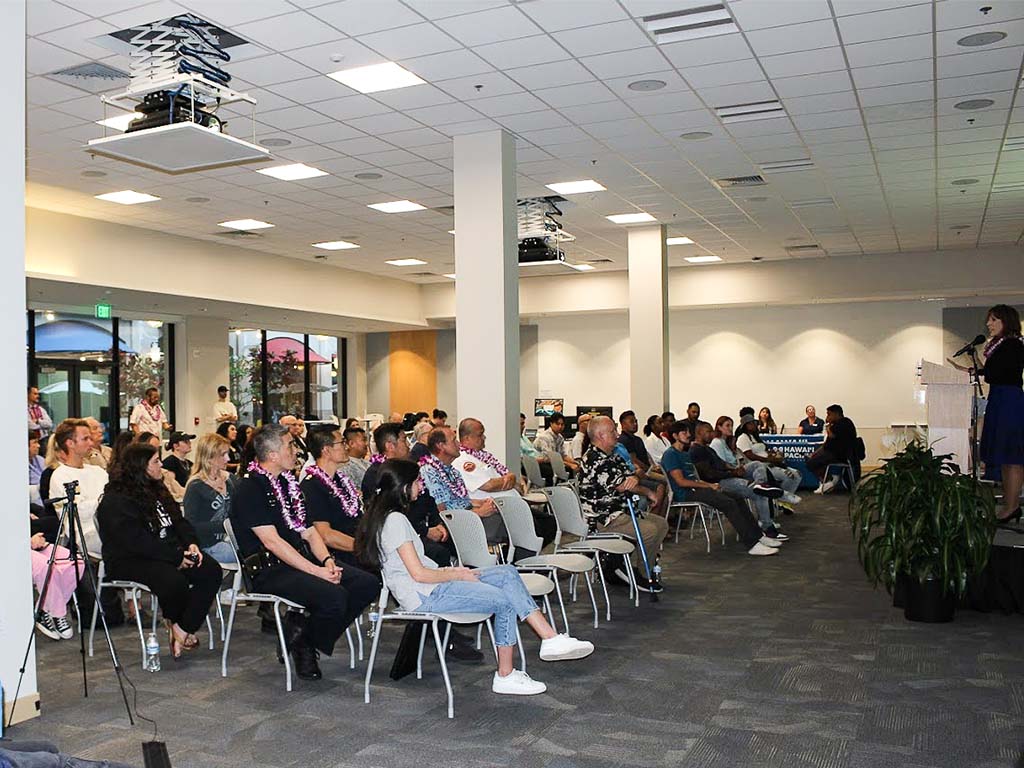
left=183, top=433, right=238, bottom=565
left=31, top=531, right=83, bottom=640
left=355, top=459, right=594, bottom=696
left=735, top=415, right=801, bottom=499
left=758, top=407, right=778, bottom=435
left=96, top=443, right=222, bottom=658
left=136, top=432, right=186, bottom=502
left=215, top=422, right=242, bottom=473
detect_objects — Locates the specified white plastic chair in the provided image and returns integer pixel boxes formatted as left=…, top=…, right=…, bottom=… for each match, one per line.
left=220, top=519, right=355, bottom=692
left=520, top=455, right=548, bottom=503
left=363, top=577, right=504, bottom=719
left=494, top=494, right=598, bottom=631
left=546, top=452, right=570, bottom=484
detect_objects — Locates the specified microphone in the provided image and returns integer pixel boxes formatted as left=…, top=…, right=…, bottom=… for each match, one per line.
left=953, top=334, right=986, bottom=357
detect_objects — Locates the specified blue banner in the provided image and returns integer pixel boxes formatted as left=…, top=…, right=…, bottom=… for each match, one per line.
left=762, top=434, right=825, bottom=489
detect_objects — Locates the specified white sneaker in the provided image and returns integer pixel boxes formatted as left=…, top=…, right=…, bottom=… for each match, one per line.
left=36, top=611, right=60, bottom=640
left=492, top=670, right=547, bottom=695
left=819, top=479, right=837, bottom=494
left=747, top=542, right=779, bottom=556
left=782, top=492, right=802, bottom=505
left=758, top=536, right=782, bottom=548
left=539, top=634, right=595, bottom=662
left=53, top=614, right=73, bottom=639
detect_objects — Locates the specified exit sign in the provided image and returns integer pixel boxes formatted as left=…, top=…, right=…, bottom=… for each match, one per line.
left=94, top=302, right=112, bottom=319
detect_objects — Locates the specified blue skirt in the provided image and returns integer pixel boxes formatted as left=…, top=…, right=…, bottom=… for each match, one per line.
left=981, top=384, right=1024, bottom=466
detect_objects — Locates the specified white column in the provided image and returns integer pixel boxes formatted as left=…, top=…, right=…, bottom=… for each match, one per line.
left=628, top=225, right=669, bottom=418
left=1, top=0, right=37, bottom=725
left=176, top=316, right=229, bottom=433
left=454, top=130, right=519, bottom=467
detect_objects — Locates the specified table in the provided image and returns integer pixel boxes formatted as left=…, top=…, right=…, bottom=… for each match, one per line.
left=761, top=434, right=826, bottom=490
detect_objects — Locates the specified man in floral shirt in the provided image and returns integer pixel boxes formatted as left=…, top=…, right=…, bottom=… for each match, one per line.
left=579, top=416, right=669, bottom=592
left=420, top=427, right=502, bottom=542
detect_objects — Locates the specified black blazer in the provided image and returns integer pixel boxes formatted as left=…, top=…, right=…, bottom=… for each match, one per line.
left=96, top=489, right=198, bottom=569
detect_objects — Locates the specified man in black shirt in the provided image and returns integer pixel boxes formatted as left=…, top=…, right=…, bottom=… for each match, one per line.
left=807, top=404, right=859, bottom=492
left=617, top=410, right=651, bottom=471
left=231, top=424, right=376, bottom=680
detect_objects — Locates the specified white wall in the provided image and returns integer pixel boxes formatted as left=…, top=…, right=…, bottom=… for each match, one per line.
left=175, top=316, right=230, bottom=434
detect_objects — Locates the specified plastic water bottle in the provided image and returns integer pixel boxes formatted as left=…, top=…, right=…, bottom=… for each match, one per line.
left=366, top=609, right=380, bottom=638
left=145, top=632, right=161, bottom=672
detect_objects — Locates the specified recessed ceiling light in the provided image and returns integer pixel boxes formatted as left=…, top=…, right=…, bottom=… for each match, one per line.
left=951, top=178, right=979, bottom=185
left=567, top=263, right=595, bottom=271
left=368, top=200, right=426, bottom=213
left=545, top=180, right=606, bottom=194
left=386, top=258, right=427, bottom=266
left=256, top=163, right=329, bottom=181
left=259, top=137, right=292, bottom=147
left=219, top=218, right=274, bottom=230
left=957, top=31, right=1006, bottom=47
left=328, top=61, right=426, bottom=94
left=95, top=112, right=141, bottom=131
left=81, top=170, right=107, bottom=178
left=954, top=98, right=995, bottom=110
left=666, top=236, right=694, bottom=245
left=355, top=172, right=383, bottom=180
left=606, top=212, right=656, bottom=224
left=949, top=224, right=973, bottom=231
left=185, top=196, right=210, bottom=203
left=685, top=255, right=722, bottom=263
left=313, top=240, right=360, bottom=250
left=442, top=273, right=457, bottom=279
left=627, top=79, right=666, bottom=92
left=95, top=190, right=160, bottom=205
left=679, top=131, right=712, bottom=140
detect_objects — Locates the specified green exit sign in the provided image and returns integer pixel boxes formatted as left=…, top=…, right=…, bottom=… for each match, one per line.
left=94, top=302, right=112, bottom=320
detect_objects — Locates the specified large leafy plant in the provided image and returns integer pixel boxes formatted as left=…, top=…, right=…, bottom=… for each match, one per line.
left=850, top=441, right=995, bottom=598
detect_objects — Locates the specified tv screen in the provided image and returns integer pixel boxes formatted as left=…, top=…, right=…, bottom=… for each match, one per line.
left=576, top=405, right=613, bottom=419
left=534, top=398, right=564, bottom=417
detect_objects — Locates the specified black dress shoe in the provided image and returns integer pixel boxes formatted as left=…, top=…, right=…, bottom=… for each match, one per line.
left=291, top=643, right=322, bottom=680
left=258, top=604, right=277, bottom=634
left=275, top=613, right=307, bottom=663
left=446, top=639, right=484, bottom=662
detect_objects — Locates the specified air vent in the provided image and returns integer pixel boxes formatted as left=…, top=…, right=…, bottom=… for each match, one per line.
left=790, top=197, right=836, bottom=209
left=785, top=244, right=824, bottom=256
left=409, top=272, right=436, bottom=277
left=432, top=205, right=455, bottom=215
left=214, top=230, right=264, bottom=239
left=760, top=159, right=814, bottom=173
left=1003, top=136, right=1024, bottom=151
left=642, top=4, right=737, bottom=44
left=715, top=175, right=766, bottom=188
left=715, top=100, right=785, bottom=124
left=992, top=181, right=1024, bottom=193
left=584, top=258, right=614, bottom=264
left=48, top=62, right=129, bottom=93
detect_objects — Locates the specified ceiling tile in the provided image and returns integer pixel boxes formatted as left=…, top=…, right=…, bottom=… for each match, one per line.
left=784, top=90, right=860, bottom=115
left=774, top=71, right=853, bottom=98
left=473, top=35, right=571, bottom=69
left=505, top=59, right=595, bottom=90
left=308, top=0, right=425, bottom=35
left=359, top=22, right=460, bottom=59
left=230, top=54, right=318, bottom=87
left=747, top=19, right=840, bottom=56
left=936, top=47, right=1024, bottom=79
left=837, top=3, right=933, bottom=44
left=534, top=80, right=617, bottom=108
left=233, top=11, right=344, bottom=51
left=436, top=71, right=524, bottom=101
left=27, top=0, right=90, bottom=35
left=681, top=58, right=764, bottom=88
left=345, top=111, right=424, bottom=135
left=435, top=5, right=541, bottom=47
left=369, top=84, right=457, bottom=111
left=553, top=20, right=652, bottom=57
left=659, top=34, right=754, bottom=68
left=761, top=47, right=848, bottom=78
left=284, top=39, right=384, bottom=74
left=579, top=47, right=668, bottom=79
left=520, top=0, right=629, bottom=31
left=858, top=81, right=934, bottom=108
left=179, top=0, right=295, bottom=26
left=730, top=0, right=833, bottom=30
left=852, top=59, right=934, bottom=89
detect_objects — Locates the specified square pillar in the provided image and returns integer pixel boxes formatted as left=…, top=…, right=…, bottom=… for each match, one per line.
left=453, top=130, right=519, bottom=466
left=628, top=225, right=669, bottom=418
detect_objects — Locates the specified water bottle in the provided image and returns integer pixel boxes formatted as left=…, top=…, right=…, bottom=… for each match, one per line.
left=366, top=608, right=380, bottom=639
left=145, top=632, right=161, bottom=672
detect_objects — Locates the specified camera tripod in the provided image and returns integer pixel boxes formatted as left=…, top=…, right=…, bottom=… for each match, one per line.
left=6, top=480, right=133, bottom=729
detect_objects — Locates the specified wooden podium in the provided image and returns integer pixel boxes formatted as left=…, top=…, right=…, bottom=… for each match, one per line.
left=919, top=360, right=973, bottom=471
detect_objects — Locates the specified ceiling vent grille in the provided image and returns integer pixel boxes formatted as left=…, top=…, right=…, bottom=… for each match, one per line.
left=584, top=257, right=614, bottom=264
left=760, top=158, right=814, bottom=173
left=48, top=62, right=130, bottom=93
left=715, top=100, right=785, bottom=124
left=1002, top=136, right=1024, bottom=151
left=789, top=197, right=836, bottom=209
left=992, top=181, right=1024, bottom=193
left=642, top=4, right=737, bottom=44
left=715, top=175, right=766, bottom=188
left=785, top=244, right=824, bottom=256
left=213, top=230, right=264, bottom=239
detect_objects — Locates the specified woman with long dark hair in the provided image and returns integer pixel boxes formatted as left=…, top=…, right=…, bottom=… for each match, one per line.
left=950, top=304, right=1024, bottom=521
left=758, top=407, right=777, bottom=435
left=355, top=460, right=594, bottom=696
left=96, top=443, right=222, bottom=658
left=215, top=422, right=242, bottom=473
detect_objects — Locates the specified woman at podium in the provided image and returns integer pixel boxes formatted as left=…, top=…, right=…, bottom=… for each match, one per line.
left=949, top=304, right=1024, bottom=522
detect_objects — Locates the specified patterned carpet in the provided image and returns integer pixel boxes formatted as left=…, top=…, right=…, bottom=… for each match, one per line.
left=11, top=493, right=1024, bottom=768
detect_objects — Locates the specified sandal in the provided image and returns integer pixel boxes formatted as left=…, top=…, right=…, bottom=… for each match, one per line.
left=182, top=634, right=200, bottom=650
left=166, top=621, right=183, bottom=660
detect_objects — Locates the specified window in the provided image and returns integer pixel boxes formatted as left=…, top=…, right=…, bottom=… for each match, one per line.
left=266, top=331, right=306, bottom=422
left=229, top=329, right=263, bottom=425
left=119, top=319, right=170, bottom=431
left=308, top=335, right=338, bottom=420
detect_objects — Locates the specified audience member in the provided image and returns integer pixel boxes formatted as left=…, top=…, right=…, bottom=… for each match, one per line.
left=162, top=431, right=195, bottom=487
left=129, top=387, right=172, bottom=436
left=96, top=443, right=222, bottom=659
left=410, top=420, right=432, bottom=462
left=389, top=412, right=403, bottom=424
left=610, top=415, right=667, bottom=517
left=233, top=423, right=254, bottom=457
left=28, top=385, right=54, bottom=438
left=643, top=415, right=670, bottom=467
left=84, top=418, right=112, bottom=470
left=711, top=417, right=801, bottom=507
left=735, top=415, right=802, bottom=497
left=533, top=412, right=579, bottom=472
left=578, top=416, right=670, bottom=591
left=431, top=408, right=448, bottom=427
left=340, top=426, right=370, bottom=486
left=279, top=415, right=308, bottom=467
left=344, top=417, right=361, bottom=431
left=48, top=419, right=107, bottom=553
left=182, top=433, right=238, bottom=565
left=519, top=412, right=554, bottom=483
left=798, top=405, right=824, bottom=435
left=739, top=406, right=755, bottom=421
left=137, top=432, right=186, bottom=503
left=215, top=422, right=242, bottom=472
left=758, top=407, right=778, bottom=435
left=680, top=402, right=701, bottom=440
left=355, top=459, right=593, bottom=697
left=808, top=404, right=860, bottom=494
left=421, top=427, right=504, bottom=542
left=29, top=430, right=45, bottom=485
left=659, top=422, right=779, bottom=557
left=230, top=425, right=376, bottom=680
left=567, top=413, right=592, bottom=461
left=617, top=411, right=652, bottom=471
left=213, top=385, right=238, bottom=425
left=107, top=431, right=135, bottom=477
left=31, top=531, right=84, bottom=640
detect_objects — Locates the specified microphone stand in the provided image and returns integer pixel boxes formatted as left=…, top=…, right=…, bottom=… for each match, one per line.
left=966, top=347, right=985, bottom=481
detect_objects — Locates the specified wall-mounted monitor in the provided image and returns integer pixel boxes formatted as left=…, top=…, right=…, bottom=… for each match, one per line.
left=576, top=405, right=613, bottom=419
left=534, top=398, right=564, bottom=417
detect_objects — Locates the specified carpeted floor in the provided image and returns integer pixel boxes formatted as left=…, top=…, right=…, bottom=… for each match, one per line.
left=11, top=494, right=1024, bottom=768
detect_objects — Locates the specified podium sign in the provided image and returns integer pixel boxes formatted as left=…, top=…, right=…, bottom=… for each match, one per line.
left=919, top=360, right=972, bottom=471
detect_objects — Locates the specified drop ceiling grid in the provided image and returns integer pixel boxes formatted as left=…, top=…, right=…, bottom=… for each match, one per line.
left=23, top=0, right=1024, bottom=282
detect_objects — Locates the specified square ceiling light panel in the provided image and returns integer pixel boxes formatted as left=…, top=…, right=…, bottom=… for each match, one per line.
left=368, top=200, right=427, bottom=213
left=256, top=163, right=329, bottom=180
left=95, top=190, right=160, bottom=205
left=219, top=219, right=274, bottom=230
left=606, top=212, right=656, bottom=223
left=328, top=62, right=426, bottom=94
left=545, top=179, right=606, bottom=194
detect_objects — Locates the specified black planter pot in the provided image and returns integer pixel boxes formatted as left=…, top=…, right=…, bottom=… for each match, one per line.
left=892, top=574, right=909, bottom=608
left=903, top=576, right=956, bottom=623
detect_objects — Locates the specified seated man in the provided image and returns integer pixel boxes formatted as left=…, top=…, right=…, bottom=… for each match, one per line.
left=231, top=424, right=377, bottom=680
left=660, top=422, right=780, bottom=556
left=616, top=410, right=667, bottom=515
left=807, top=404, right=860, bottom=493
left=688, top=421, right=790, bottom=541
left=617, top=410, right=653, bottom=472
left=533, top=412, right=579, bottom=472
left=279, top=415, right=308, bottom=468
left=48, top=418, right=108, bottom=554
left=339, top=426, right=370, bottom=486
left=568, top=413, right=592, bottom=461
left=409, top=420, right=432, bottom=462
left=519, top=412, right=553, bottom=484
left=84, top=417, right=112, bottom=470
left=578, top=416, right=670, bottom=592
left=457, top=417, right=556, bottom=547
left=420, top=427, right=505, bottom=544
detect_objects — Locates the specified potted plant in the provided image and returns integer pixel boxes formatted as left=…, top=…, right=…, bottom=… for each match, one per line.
left=849, top=441, right=996, bottom=623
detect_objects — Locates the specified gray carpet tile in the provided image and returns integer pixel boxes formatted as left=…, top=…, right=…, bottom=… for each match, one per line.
left=9, top=494, right=1024, bottom=767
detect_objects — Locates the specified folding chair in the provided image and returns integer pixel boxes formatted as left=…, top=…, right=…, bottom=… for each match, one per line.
left=546, top=451, right=570, bottom=484
left=220, top=520, right=355, bottom=692
left=520, top=454, right=549, bottom=499
left=363, top=577, right=504, bottom=719
left=822, top=461, right=856, bottom=492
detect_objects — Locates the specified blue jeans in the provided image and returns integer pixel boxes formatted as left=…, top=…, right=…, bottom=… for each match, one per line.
left=769, top=465, right=800, bottom=493
left=415, top=565, right=538, bottom=647
left=719, top=477, right=772, bottom=527
left=204, top=540, right=237, bottom=565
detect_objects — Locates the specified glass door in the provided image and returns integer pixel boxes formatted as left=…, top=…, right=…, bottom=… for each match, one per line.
left=35, top=363, right=111, bottom=434
left=36, top=365, right=71, bottom=426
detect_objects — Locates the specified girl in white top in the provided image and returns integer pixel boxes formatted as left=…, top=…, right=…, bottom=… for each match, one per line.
left=643, top=415, right=670, bottom=466
left=355, top=459, right=594, bottom=697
